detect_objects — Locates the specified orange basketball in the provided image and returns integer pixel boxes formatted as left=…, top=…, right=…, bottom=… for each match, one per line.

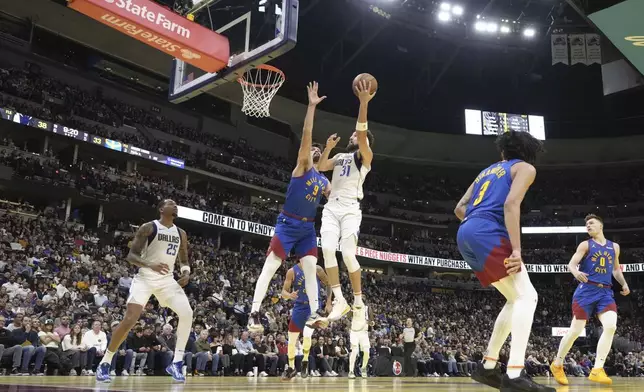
left=352, top=73, right=378, bottom=96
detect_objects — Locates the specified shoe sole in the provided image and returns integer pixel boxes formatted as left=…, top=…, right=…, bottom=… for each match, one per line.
left=328, top=304, right=352, bottom=321
left=471, top=374, right=501, bottom=389
left=589, top=377, right=612, bottom=385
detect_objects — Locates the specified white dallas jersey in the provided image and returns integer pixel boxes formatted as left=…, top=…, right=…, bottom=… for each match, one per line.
left=329, top=152, right=370, bottom=201
left=351, top=306, right=369, bottom=332
left=138, top=220, right=181, bottom=280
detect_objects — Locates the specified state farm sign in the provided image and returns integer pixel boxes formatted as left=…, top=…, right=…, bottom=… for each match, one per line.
left=68, top=0, right=229, bottom=73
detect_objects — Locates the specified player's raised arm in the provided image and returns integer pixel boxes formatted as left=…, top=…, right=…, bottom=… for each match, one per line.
left=318, top=134, right=341, bottom=172
left=504, top=162, right=536, bottom=264
left=354, top=80, right=375, bottom=168
left=177, top=228, right=190, bottom=287
left=126, top=222, right=169, bottom=274
left=293, top=82, right=326, bottom=177
left=281, top=268, right=298, bottom=300
left=612, top=243, right=630, bottom=295
left=568, top=241, right=589, bottom=283
left=454, top=182, right=475, bottom=221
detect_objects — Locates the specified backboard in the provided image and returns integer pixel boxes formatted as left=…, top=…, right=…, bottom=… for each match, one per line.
left=168, top=0, right=298, bottom=103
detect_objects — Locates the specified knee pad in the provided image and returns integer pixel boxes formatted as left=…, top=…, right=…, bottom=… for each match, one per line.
left=599, top=311, right=617, bottom=332
left=340, top=236, right=360, bottom=273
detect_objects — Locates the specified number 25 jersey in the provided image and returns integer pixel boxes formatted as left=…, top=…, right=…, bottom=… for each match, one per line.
left=464, top=159, right=523, bottom=225
left=139, top=220, right=181, bottom=280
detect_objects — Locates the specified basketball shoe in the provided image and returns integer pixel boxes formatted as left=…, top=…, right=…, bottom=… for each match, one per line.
left=549, top=363, right=568, bottom=385
left=588, top=368, right=612, bottom=385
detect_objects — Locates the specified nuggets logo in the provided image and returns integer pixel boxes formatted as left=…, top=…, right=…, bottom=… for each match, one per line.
left=590, top=250, right=613, bottom=275
left=392, top=360, right=402, bottom=376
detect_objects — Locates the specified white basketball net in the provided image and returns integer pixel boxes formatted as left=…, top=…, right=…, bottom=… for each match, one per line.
left=238, top=66, right=285, bottom=118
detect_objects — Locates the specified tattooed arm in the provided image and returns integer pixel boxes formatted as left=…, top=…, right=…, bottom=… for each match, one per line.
left=454, top=182, right=474, bottom=221
left=177, top=228, right=190, bottom=287
left=126, top=222, right=169, bottom=274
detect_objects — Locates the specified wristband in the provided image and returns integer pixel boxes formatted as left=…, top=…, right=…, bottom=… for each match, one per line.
left=180, top=265, right=191, bottom=275
left=355, top=122, right=368, bottom=132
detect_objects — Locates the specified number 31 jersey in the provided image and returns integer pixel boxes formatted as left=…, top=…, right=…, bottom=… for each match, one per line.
left=139, top=220, right=181, bottom=280
left=464, top=159, right=523, bottom=225
left=329, top=152, right=371, bottom=201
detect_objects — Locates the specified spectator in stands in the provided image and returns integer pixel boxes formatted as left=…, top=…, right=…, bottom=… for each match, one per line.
left=61, top=324, right=86, bottom=376
left=82, top=321, right=107, bottom=374
left=194, top=329, right=215, bottom=376
left=38, top=319, right=62, bottom=375
left=54, top=315, right=71, bottom=339
left=0, top=314, right=23, bottom=375
left=125, top=326, right=148, bottom=375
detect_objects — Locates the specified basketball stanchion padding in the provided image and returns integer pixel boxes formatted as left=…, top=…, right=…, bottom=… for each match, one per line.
left=238, top=64, right=285, bottom=118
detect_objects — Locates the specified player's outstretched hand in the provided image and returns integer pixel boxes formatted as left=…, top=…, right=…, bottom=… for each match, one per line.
left=621, top=284, right=630, bottom=296
left=178, top=273, right=190, bottom=287
left=326, top=133, right=340, bottom=149
left=307, top=81, right=326, bottom=106
left=573, top=271, right=589, bottom=283
left=354, top=80, right=376, bottom=103
left=151, top=263, right=170, bottom=275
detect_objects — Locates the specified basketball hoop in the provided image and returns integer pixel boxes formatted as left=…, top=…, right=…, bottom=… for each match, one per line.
left=238, top=64, right=285, bottom=118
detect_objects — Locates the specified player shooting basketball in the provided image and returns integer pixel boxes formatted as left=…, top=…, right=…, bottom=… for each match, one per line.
left=318, top=77, right=375, bottom=324
left=248, top=82, right=330, bottom=333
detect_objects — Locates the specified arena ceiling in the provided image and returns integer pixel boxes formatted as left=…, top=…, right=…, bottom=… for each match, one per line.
left=11, top=0, right=644, bottom=138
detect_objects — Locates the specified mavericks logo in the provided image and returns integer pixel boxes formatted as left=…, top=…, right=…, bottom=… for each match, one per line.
left=392, top=360, right=402, bottom=376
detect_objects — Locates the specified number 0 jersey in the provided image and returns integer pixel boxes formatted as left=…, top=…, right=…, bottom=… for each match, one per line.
left=139, top=220, right=181, bottom=280
left=329, top=152, right=370, bottom=201
left=579, top=239, right=616, bottom=286
left=464, top=159, right=523, bottom=224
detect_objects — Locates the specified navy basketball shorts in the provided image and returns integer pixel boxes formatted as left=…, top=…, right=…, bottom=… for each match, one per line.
left=572, top=283, right=617, bottom=320
left=457, top=217, right=512, bottom=287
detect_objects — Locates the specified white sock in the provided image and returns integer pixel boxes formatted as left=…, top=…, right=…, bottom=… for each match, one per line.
left=300, top=256, right=319, bottom=314
left=101, top=350, right=115, bottom=365
left=483, top=302, right=513, bottom=369
left=554, top=318, right=586, bottom=366
left=173, top=349, right=185, bottom=364
left=251, top=252, right=282, bottom=313
left=594, top=311, right=617, bottom=369
left=332, top=286, right=345, bottom=302
left=354, top=293, right=364, bottom=307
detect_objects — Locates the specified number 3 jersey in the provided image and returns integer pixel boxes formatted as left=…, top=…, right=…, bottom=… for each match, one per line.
left=464, top=159, right=523, bottom=225
left=329, top=152, right=371, bottom=201
left=139, top=220, right=181, bottom=280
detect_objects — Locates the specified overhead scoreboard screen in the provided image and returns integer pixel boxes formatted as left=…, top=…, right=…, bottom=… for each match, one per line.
left=465, top=109, right=546, bottom=140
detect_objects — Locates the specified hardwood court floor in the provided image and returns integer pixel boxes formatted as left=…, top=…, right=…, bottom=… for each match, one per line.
left=0, top=376, right=642, bottom=392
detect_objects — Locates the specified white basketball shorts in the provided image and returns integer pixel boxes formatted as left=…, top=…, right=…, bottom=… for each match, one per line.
left=350, top=330, right=370, bottom=350
left=127, top=274, right=186, bottom=308
left=320, top=199, right=362, bottom=240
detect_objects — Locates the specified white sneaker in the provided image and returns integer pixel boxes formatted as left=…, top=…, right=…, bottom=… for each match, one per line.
left=259, top=371, right=268, bottom=377
left=247, top=371, right=255, bottom=377
left=348, top=372, right=355, bottom=379
left=443, top=373, right=449, bottom=377
left=313, top=370, right=321, bottom=377
left=69, top=369, right=77, bottom=376
left=331, top=370, right=338, bottom=377
left=109, top=370, right=116, bottom=376
left=87, top=370, right=95, bottom=376
left=121, top=370, right=129, bottom=376
left=296, top=372, right=302, bottom=377
left=327, top=299, right=351, bottom=321
left=361, top=368, right=368, bottom=378
left=80, top=369, right=88, bottom=376
left=135, top=369, right=143, bottom=376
